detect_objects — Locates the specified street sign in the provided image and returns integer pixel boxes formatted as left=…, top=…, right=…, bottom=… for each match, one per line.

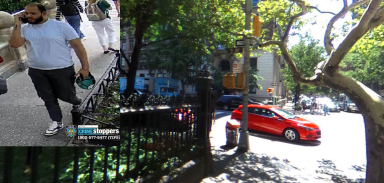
left=226, top=47, right=243, bottom=53
left=236, top=40, right=245, bottom=46
left=236, top=39, right=257, bottom=47
left=270, top=83, right=279, bottom=86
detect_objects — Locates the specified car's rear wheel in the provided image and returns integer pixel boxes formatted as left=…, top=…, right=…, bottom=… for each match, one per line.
left=223, top=105, right=230, bottom=111
left=283, top=128, right=299, bottom=141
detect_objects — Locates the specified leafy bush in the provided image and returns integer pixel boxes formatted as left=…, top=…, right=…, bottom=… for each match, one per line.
left=0, top=0, right=38, bottom=14
left=60, top=82, right=124, bottom=182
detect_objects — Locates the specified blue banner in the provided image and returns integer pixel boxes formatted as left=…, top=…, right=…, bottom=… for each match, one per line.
left=120, top=77, right=127, bottom=93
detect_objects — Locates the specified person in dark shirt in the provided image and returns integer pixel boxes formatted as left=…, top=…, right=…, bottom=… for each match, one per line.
left=56, top=0, right=86, bottom=41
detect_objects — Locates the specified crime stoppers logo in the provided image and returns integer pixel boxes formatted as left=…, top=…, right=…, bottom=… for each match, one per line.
left=65, top=125, right=77, bottom=140
left=77, top=125, right=119, bottom=135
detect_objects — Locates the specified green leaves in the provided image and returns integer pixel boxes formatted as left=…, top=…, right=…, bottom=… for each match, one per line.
left=0, top=0, right=38, bottom=14
left=341, top=46, right=384, bottom=85
left=282, top=35, right=327, bottom=94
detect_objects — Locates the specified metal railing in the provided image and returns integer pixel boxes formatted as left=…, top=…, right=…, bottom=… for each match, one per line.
left=71, top=51, right=120, bottom=146
left=1, top=146, right=122, bottom=183
left=121, top=94, right=202, bottom=182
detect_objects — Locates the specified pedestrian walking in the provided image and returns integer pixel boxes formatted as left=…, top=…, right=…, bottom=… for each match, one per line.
left=9, top=2, right=90, bottom=136
left=86, top=0, right=117, bottom=54
left=210, top=91, right=217, bottom=126
left=301, top=100, right=306, bottom=114
left=293, top=101, right=302, bottom=115
left=56, top=0, right=87, bottom=41
left=112, top=0, right=120, bottom=17
left=323, top=104, right=330, bottom=116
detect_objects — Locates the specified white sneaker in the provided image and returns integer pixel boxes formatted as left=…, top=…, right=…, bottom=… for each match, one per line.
left=45, top=121, right=64, bottom=136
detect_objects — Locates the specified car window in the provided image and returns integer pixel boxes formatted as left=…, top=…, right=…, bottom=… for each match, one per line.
left=248, top=107, right=261, bottom=115
left=218, top=96, right=227, bottom=102
left=232, top=98, right=242, bottom=103
left=260, top=109, right=275, bottom=117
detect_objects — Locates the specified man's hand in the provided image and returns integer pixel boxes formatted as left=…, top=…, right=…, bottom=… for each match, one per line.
left=76, top=68, right=89, bottom=80
left=69, top=39, right=90, bottom=79
left=15, top=14, right=24, bottom=26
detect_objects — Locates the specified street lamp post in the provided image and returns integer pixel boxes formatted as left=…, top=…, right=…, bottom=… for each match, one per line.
left=237, top=0, right=252, bottom=152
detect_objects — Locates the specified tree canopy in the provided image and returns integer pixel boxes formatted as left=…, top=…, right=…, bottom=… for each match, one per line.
left=282, top=35, right=329, bottom=95
left=122, top=0, right=246, bottom=95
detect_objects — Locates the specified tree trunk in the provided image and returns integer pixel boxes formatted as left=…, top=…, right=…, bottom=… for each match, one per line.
left=323, top=71, right=384, bottom=183
left=125, top=25, right=144, bottom=97
left=181, top=80, right=186, bottom=95
left=363, top=114, right=384, bottom=183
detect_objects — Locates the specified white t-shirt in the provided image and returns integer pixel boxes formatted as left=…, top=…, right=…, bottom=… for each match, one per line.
left=21, top=19, right=79, bottom=70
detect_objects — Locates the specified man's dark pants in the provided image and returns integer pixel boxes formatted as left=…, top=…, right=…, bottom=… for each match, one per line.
left=28, top=65, right=81, bottom=122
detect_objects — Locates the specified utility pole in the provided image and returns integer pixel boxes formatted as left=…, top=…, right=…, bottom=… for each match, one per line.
left=237, top=0, right=252, bottom=152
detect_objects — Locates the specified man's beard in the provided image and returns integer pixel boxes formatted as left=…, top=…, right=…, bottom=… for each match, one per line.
left=28, top=16, right=44, bottom=24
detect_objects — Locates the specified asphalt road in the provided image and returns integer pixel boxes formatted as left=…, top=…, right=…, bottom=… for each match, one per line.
left=203, top=109, right=367, bottom=182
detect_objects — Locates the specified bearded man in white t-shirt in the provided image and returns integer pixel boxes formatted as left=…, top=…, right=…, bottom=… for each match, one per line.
left=8, top=3, right=90, bottom=136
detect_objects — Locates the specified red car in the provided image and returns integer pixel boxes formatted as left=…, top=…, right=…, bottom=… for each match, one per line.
left=231, top=104, right=321, bottom=141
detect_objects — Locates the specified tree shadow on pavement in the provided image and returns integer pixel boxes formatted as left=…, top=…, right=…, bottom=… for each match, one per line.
left=202, top=149, right=366, bottom=183
left=313, top=159, right=366, bottom=183
left=203, top=150, right=303, bottom=183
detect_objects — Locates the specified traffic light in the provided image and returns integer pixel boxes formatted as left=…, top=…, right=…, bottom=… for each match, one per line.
left=237, top=73, right=244, bottom=89
left=222, top=73, right=236, bottom=89
left=267, top=88, right=274, bottom=93
left=253, top=16, right=261, bottom=37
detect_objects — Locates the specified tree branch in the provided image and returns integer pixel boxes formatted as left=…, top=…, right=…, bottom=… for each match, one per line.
left=282, top=0, right=308, bottom=43
left=324, top=0, right=370, bottom=54
left=368, top=6, right=384, bottom=30
left=278, top=42, right=323, bottom=86
left=307, top=6, right=336, bottom=15
left=327, top=0, right=383, bottom=68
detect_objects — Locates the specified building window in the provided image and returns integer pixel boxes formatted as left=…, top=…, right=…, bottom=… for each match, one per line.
left=122, top=42, right=126, bottom=50
left=157, top=73, right=167, bottom=78
left=250, top=58, right=257, bottom=71
left=129, top=40, right=134, bottom=49
left=139, top=73, right=145, bottom=77
left=219, top=60, right=230, bottom=71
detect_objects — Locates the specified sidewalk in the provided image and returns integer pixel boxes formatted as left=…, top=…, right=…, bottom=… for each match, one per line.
left=0, top=4, right=119, bottom=146
left=199, top=108, right=365, bottom=183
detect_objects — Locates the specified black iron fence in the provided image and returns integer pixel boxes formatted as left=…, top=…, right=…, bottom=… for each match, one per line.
left=121, top=68, right=214, bottom=182
left=0, top=146, right=123, bottom=183
left=121, top=96, right=201, bottom=182
left=71, top=51, right=120, bottom=146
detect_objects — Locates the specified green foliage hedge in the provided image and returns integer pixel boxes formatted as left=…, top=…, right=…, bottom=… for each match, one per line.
left=0, top=0, right=38, bottom=14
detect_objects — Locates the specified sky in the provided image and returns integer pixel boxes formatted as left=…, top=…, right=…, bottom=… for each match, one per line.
left=288, top=0, right=355, bottom=49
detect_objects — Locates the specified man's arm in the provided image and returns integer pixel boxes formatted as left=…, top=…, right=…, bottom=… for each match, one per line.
left=9, top=15, right=26, bottom=48
left=72, top=0, right=84, bottom=13
left=69, top=39, right=89, bottom=71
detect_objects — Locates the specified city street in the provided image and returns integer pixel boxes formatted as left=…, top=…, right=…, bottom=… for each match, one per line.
left=201, top=106, right=367, bottom=182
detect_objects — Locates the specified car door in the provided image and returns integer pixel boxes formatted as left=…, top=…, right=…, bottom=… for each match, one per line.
left=230, top=97, right=243, bottom=109
left=261, top=109, right=286, bottom=135
left=247, top=107, right=263, bottom=131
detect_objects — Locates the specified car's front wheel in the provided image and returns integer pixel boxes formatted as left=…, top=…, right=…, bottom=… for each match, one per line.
left=283, top=128, right=300, bottom=141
